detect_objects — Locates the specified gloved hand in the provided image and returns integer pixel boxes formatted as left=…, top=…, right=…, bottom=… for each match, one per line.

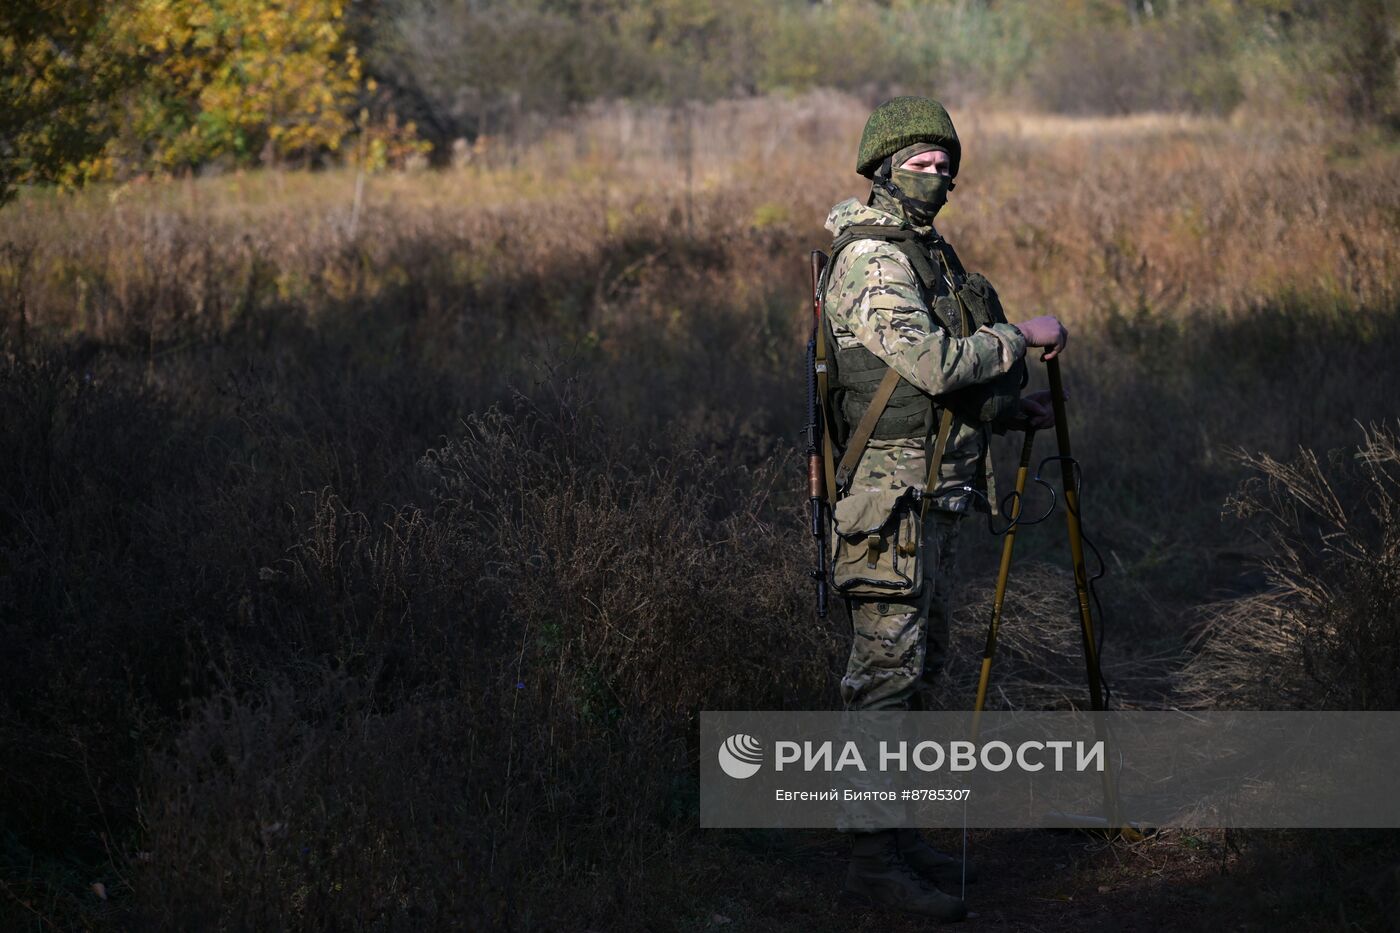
left=1015, top=315, right=1069, bottom=360
left=1018, top=389, right=1058, bottom=430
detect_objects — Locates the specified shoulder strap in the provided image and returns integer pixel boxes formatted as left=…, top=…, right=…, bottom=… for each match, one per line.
left=919, top=247, right=975, bottom=518
left=826, top=226, right=907, bottom=491
left=833, top=366, right=902, bottom=490
left=920, top=407, right=957, bottom=519
left=933, top=237, right=967, bottom=282
left=825, top=224, right=961, bottom=497
left=829, top=224, right=943, bottom=297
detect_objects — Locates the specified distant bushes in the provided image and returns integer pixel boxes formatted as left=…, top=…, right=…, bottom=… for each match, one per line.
left=359, top=0, right=1400, bottom=152
left=1028, top=11, right=1244, bottom=116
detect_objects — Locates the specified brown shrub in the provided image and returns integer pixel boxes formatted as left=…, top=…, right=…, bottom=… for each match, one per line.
left=1179, top=424, right=1400, bottom=710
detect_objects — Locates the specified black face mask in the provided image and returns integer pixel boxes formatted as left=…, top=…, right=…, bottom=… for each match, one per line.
left=878, top=167, right=956, bottom=224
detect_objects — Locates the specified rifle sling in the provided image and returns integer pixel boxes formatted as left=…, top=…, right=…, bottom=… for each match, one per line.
left=816, top=362, right=839, bottom=512
left=813, top=257, right=840, bottom=508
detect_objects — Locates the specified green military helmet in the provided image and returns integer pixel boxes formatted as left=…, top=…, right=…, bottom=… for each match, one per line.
left=856, top=97, right=961, bottom=179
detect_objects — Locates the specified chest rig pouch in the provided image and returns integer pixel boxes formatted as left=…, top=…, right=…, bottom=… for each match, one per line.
left=826, top=224, right=1026, bottom=433
left=939, top=268, right=1027, bottom=426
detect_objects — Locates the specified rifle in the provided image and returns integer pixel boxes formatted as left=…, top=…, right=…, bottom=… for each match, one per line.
left=806, top=250, right=833, bottom=617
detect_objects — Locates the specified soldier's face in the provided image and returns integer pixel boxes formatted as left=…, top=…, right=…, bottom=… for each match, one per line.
left=899, top=149, right=952, bottom=176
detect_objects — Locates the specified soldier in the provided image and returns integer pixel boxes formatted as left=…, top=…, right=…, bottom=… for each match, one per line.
left=821, top=97, right=1068, bottom=920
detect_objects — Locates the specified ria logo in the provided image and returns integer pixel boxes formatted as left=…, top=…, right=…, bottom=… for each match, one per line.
left=718, top=733, right=763, bottom=779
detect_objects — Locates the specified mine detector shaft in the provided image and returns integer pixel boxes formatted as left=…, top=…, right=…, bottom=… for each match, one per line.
left=804, top=249, right=1140, bottom=839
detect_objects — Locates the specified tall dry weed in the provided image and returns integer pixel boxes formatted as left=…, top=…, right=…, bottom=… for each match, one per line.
left=1179, top=424, right=1400, bottom=710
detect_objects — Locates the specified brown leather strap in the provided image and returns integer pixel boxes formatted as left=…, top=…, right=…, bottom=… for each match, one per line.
left=833, top=366, right=902, bottom=490
left=813, top=280, right=839, bottom=508
left=812, top=250, right=840, bottom=504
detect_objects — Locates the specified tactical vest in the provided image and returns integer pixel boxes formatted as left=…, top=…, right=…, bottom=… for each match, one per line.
left=820, top=224, right=1025, bottom=449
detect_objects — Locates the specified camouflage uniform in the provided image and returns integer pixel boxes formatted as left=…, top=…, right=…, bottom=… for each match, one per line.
left=824, top=190, right=1027, bottom=712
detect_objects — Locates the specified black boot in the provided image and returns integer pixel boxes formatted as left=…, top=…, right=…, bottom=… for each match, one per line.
left=895, top=828, right=978, bottom=887
left=843, top=830, right=967, bottom=922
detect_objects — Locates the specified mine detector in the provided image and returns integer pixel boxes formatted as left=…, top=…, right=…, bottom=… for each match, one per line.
left=805, top=249, right=1142, bottom=840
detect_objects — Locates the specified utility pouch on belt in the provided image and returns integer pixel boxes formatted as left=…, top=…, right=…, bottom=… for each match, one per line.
left=829, top=487, right=925, bottom=597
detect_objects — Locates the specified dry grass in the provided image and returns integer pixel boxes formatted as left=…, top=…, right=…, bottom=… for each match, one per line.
left=4, top=93, right=1397, bottom=348
left=1178, top=424, right=1400, bottom=711
left=910, top=561, right=1175, bottom=713
left=2, top=91, right=1400, bottom=929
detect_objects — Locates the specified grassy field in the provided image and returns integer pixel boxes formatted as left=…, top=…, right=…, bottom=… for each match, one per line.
left=3, top=92, right=1400, bottom=929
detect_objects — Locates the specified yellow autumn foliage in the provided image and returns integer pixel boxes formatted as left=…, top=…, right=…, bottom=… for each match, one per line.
left=119, top=0, right=363, bottom=169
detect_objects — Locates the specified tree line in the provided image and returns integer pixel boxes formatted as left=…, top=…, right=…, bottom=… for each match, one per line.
left=3, top=0, right=1397, bottom=201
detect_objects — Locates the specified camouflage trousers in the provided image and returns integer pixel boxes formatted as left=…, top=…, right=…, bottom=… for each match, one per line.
left=840, top=507, right=964, bottom=712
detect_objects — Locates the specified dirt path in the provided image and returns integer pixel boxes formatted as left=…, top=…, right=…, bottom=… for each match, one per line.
left=695, top=827, right=1331, bottom=933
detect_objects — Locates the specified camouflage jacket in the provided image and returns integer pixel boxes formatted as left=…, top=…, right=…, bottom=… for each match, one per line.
left=822, top=194, right=1027, bottom=512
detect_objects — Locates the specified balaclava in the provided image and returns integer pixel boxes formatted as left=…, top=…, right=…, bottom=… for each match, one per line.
left=872, top=141, right=955, bottom=226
